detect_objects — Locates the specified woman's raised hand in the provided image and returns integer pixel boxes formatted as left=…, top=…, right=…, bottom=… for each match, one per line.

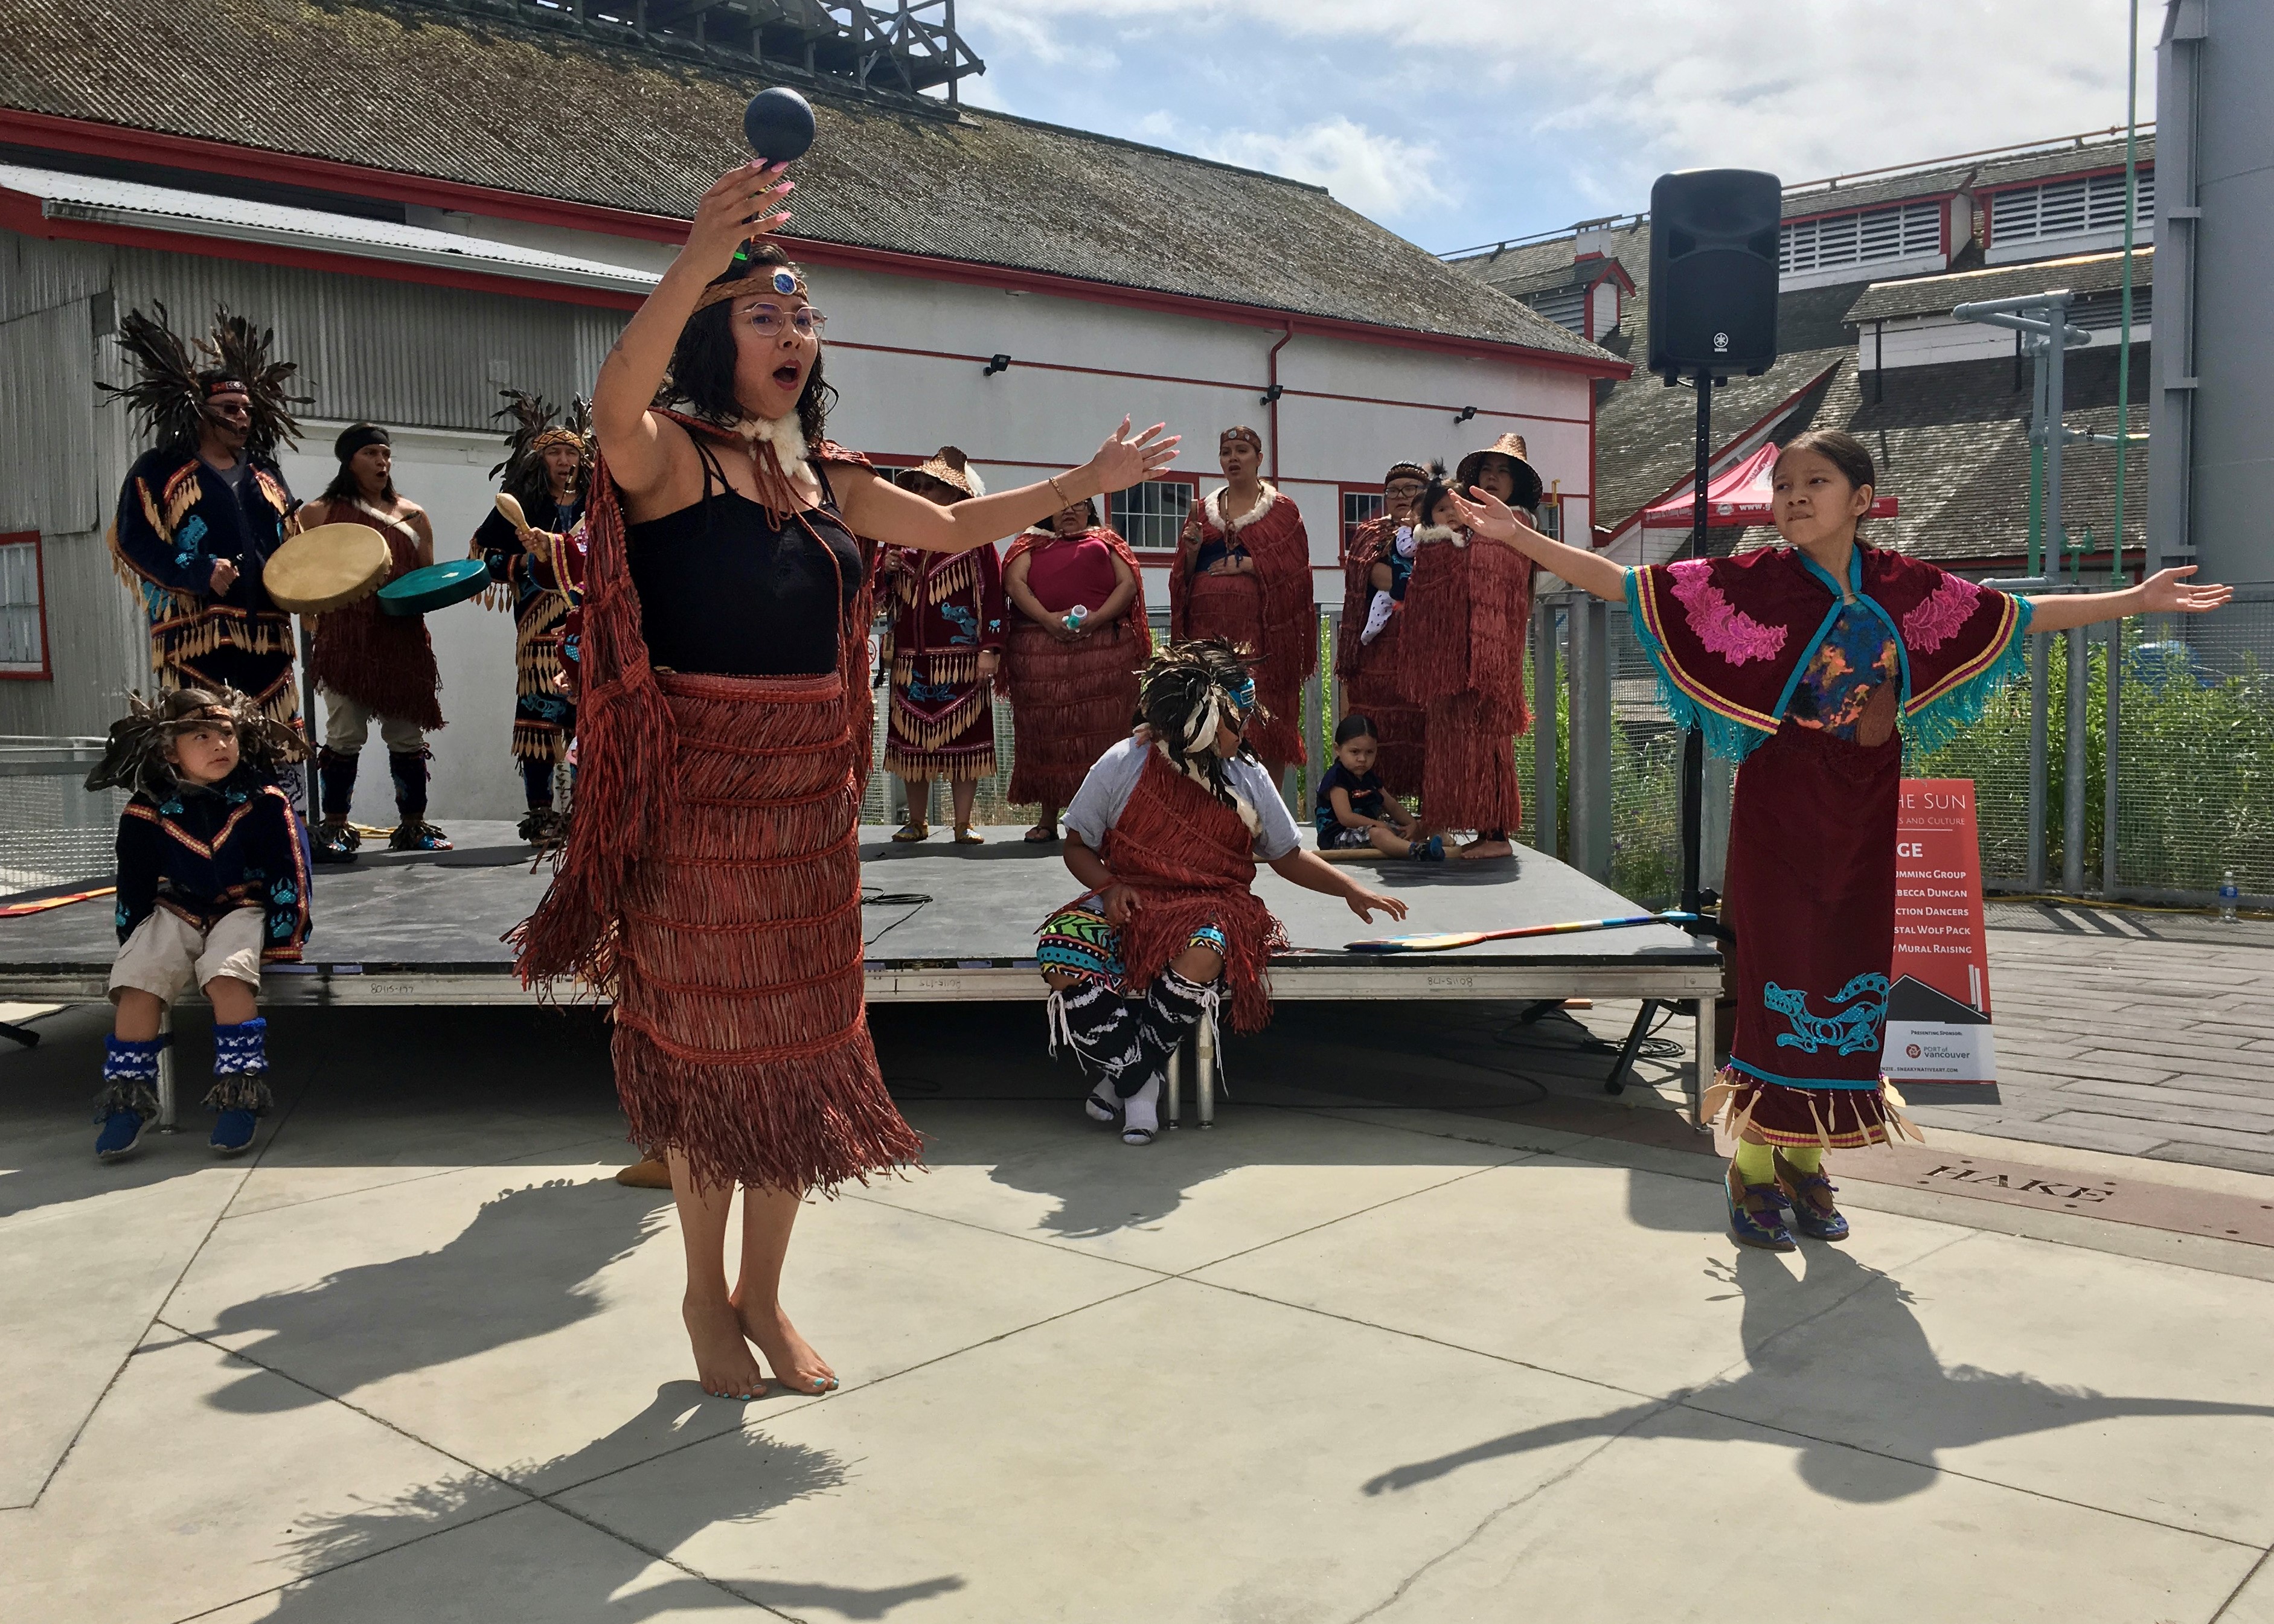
left=683, top=162, right=795, bottom=280
left=1082, top=418, right=1180, bottom=496
left=2138, top=566, right=2232, bottom=616
left=1446, top=487, right=1526, bottom=543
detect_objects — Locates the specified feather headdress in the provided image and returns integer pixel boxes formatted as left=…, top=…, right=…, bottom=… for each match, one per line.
left=493, top=389, right=594, bottom=509
left=85, top=686, right=309, bottom=801
left=100, top=304, right=308, bottom=458
left=1140, top=639, right=1263, bottom=831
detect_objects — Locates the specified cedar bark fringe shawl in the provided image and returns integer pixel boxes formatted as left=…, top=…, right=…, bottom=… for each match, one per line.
left=1002, top=619, right=1144, bottom=807
left=306, top=511, right=446, bottom=732
left=1334, top=518, right=1427, bottom=799
left=1170, top=491, right=1316, bottom=768
left=1401, top=535, right=1532, bottom=829
left=608, top=670, right=919, bottom=1193
left=1095, top=751, right=1289, bottom=1033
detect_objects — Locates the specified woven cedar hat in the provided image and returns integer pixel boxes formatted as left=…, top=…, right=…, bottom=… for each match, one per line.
left=1456, top=432, right=1544, bottom=511
left=897, top=446, right=985, bottom=500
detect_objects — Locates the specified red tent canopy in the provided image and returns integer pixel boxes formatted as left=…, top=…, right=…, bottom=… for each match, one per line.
left=1641, top=443, right=1899, bottom=528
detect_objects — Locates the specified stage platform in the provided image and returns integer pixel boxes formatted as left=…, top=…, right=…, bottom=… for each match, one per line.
left=0, top=822, right=1720, bottom=1120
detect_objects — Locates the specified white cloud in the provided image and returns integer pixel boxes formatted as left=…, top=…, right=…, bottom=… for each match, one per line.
left=1196, top=117, right=1455, bottom=220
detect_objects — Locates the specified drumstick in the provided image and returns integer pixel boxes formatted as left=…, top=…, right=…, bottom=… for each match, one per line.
left=494, top=493, right=530, bottom=530
left=1345, top=911, right=1700, bottom=954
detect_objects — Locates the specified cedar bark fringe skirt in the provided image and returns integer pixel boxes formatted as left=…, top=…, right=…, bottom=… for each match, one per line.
left=1343, top=621, right=1427, bottom=801
left=1420, top=692, right=1522, bottom=833
left=1183, top=571, right=1301, bottom=766
left=613, top=671, right=922, bottom=1193
left=1005, top=619, right=1143, bottom=807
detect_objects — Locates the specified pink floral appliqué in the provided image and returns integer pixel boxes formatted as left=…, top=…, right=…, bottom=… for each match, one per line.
left=1901, top=575, right=1978, bottom=656
left=1667, top=559, right=1787, bottom=665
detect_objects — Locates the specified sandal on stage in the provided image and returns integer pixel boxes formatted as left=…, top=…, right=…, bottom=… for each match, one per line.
left=1023, top=824, right=1059, bottom=843
left=953, top=825, right=984, bottom=845
left=891, top=820, right=930, bottom=843
left=1726, top=1170, right=1797, bottom=1252
left=1776, top=1154, right=1851, bottom=1242
left=1084, top=1082, right=1122, bottom=1125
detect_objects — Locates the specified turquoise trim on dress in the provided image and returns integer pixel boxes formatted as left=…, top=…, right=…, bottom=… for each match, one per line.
left=1728, top=1055, right=1886, bottom=1092
left=1902, top=593, right=2035, bottom=759
left=1621, top=568, right=1775, bottom=764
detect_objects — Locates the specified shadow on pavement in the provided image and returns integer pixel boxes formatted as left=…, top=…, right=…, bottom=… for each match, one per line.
left=1359, top=1245, right=2274, bottom=1503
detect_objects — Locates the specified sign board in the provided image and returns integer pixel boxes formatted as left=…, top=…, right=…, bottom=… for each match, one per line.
left=1883, top=778, right=1997, bottom=1084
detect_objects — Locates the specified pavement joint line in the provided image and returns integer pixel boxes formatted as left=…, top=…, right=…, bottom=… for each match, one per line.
left=1338, top=1400, right=1677, bottom=1624
left=209, top=1133, right=639, bottom=1224
left=840, top=1189, right=1187, bottom=1278
left=2210, top=1544, right=2274, bottom=1622
left=141, top=1319, right=785, bottom=1621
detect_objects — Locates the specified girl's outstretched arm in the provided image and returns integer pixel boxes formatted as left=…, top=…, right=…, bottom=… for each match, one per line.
left=2026, top=566, right=2231, bottom=632
left=1266, top=849, right=1408, bottom=922
left=1446, top=488, right=1629, bottom=603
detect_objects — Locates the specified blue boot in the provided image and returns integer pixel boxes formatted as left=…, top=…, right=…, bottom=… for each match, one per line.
left=206, top=1017, right=273, bottom=1157
left=1725, top=1166, right=1797, bottom=1252
left=94, top=1035, right=165, bottom=1162
left=1776, top=1152, right=1851, bottom=1242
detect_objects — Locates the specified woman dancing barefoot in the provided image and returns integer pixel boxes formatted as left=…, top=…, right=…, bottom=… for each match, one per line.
left=514, top=159, right=1179, bottom=1398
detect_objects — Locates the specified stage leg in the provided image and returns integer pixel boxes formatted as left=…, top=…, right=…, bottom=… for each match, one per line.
left=1691, top=993, right=1715, bottom=1128
left=1196, top=1017, right=1216, bottom=1128
left=1605, top=1001, right=1657, bottom=1095
left=0, top=1020, right=39, bottom=1048
left=156, top=1005, right=177, bottom=1133
left=1166, top=1041, right=1183, bottom=1130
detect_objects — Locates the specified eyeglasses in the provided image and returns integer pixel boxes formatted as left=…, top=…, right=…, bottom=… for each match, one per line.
left=740, top=304, right=827, bottom=337
left=207, top=398, right=252, bottom=421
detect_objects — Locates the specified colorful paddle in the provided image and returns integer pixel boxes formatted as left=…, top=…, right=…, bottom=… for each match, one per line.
left=0, top=884, right=115, bottom=919
left=1345, top=910, right=1700, bottom=954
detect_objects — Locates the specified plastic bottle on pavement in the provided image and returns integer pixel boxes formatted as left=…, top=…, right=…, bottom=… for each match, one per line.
left=2220, top=869, right=2240, bottom=923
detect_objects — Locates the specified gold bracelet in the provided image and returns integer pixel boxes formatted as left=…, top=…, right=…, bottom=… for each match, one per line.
left=1048, top=474, right=1072, bottom=508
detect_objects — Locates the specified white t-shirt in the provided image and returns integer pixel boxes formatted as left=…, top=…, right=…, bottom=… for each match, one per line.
left=1062, top=737, right=1302, bottom=862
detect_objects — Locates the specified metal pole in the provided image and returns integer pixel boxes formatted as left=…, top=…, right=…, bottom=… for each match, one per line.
left=2045, top=292, right=2070, bottom=584
left=1577, top=598, right=1612, bottom=881
left=2103, top=618, right=2122, bottom=897
left=2063, top=624, right=2086, bottom=894
left=2106, top=0, right=2139, bottom=899
left=1680, top=372, right=1711, bottom=913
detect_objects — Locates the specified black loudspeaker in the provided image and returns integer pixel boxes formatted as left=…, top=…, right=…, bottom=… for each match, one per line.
left=1648, top=169, right=1782, bottom=380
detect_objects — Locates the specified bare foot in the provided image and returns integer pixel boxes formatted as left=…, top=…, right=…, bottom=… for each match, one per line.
left=1457, top=837, right=1513, bottom=860
left=684, top=1294, right=767, bottom=1399
left=732, top=1288, right=838, bottom=1395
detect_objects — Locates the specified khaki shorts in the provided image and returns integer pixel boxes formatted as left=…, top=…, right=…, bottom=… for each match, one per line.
left=322, top=688, right=427, bottom=755
left=107, top=907, right=266, bottom=1005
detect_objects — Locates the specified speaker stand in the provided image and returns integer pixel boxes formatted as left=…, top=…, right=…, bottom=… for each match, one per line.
left=1680, top=369, right=1717, bottom=918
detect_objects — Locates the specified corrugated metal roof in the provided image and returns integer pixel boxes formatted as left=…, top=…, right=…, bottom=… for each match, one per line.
left=1845, top=248, right=2155, bottom=324
left=1974, top=133, right=2155, bottom=191
left=0, top=162, right=659, bottom=291
left=0, top=0, right=1614, bottom=363
left=1781, top=164, right=1976, bottom=220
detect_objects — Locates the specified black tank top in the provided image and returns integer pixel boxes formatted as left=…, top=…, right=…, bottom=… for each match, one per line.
left=626, top=436, right=866, bottom=677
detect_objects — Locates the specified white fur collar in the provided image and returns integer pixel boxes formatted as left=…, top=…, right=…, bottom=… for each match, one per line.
left=1207, top=481, right=1279, bottom=535
left=1153, top=737, right=1263, bottom=835
left=1412, top=522, right=1467, bottom=548
left=734, top=413, right=809, bottom=467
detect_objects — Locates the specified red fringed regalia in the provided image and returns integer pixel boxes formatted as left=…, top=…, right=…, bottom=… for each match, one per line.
left=304, top=500, right=446, bottom=732
left=1170, top=485, right=1316, bottom=768
left=1396, top=528, right=1531, bottom=832
left=1627, top=543, right=2032, bottom=1148
left=879, top=540, right=1005, bottom=782
left=1334, top=515, right=1427, bottom=798
left=1075, top=749, right=1289, bottom=1032
left=513, top=412, right=915, bottom=1194
left=1001, top=525, right=1151, bottom=807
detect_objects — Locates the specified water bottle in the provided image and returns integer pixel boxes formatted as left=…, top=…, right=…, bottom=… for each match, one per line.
left=2220, top=869, right=2240, bottom=924
left=1063, top=604, right=1089, bottom=633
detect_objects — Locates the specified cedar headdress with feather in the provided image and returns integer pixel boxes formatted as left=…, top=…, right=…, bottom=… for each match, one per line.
left=492, top=389, right=594, bottom=511
left=99, top=303, right=309, bottom=458
left=1139, top=639, right=1261, bottom=826
left=85, top=686, right=310, bottom=801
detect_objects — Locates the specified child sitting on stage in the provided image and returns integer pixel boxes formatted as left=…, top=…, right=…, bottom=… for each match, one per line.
left=1315, top=714, right=1443, bottom=860
left=85, top=686, right=311, bottom=1162
left=1038, top=641, right=1408, bottom=1145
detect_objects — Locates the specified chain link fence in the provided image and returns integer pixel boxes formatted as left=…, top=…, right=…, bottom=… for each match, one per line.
left=0, top=740, right=122, bottom=895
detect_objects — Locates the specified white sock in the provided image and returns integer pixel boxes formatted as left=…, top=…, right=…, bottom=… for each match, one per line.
left=1085, top=1078, right=1119, bottom=1122
left=1122, top=1076, right=1161, bottom=1143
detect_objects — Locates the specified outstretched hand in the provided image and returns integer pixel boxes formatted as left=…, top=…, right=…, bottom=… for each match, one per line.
left=1081, top=418, right=1180, bottom=496
left=1347, top=886, right=1408, bottom=924
left=684, top=162, right=795, bottom=281
left=1446, top=487, right=1533, bottom=545
left=2139, top=566, right=2232, bottom=616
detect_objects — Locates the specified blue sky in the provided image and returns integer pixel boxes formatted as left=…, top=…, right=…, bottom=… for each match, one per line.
left=946, top=0, right=2165, bottom=255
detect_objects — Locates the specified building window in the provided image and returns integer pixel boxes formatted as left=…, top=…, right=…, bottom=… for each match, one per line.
left=0, top=533, right=46, bottom=678
left=1340, top=488, right=1385, bottom=558
left=1779, top=199, right=1943, bottom=277
left=1990, top=170, right=2154, bottom=248
left=1537, top=499, right=1563, bottom=542
left=1110, top=479, right=1196, bottom=553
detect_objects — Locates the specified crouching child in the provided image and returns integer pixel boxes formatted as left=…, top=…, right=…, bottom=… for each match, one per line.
left=1037, top=640, right=1406, bottom=1144
left=87, top=686, right=311, bottom=1160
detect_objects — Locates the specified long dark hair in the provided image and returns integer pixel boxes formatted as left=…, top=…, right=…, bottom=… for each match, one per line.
left=321, top=463, right=396, bottom=507
left=662, top=241, right=837, bottom=444
left=1773, top=429, right=1877, bottom=519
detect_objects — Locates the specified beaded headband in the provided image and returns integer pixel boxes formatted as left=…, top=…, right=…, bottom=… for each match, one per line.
left=692, top=258, right=810, bottom=315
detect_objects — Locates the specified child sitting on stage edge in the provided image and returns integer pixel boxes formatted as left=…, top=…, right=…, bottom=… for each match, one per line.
left=1315, top=714, right=1443, bottom=860
left=86, top=686, right=311, bottom=1162
left=1038, top=641, right=1408, bottom=1145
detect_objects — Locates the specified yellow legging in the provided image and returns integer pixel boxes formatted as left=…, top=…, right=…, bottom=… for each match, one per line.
left=1734, top=1140, right=1822, bottom=1184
